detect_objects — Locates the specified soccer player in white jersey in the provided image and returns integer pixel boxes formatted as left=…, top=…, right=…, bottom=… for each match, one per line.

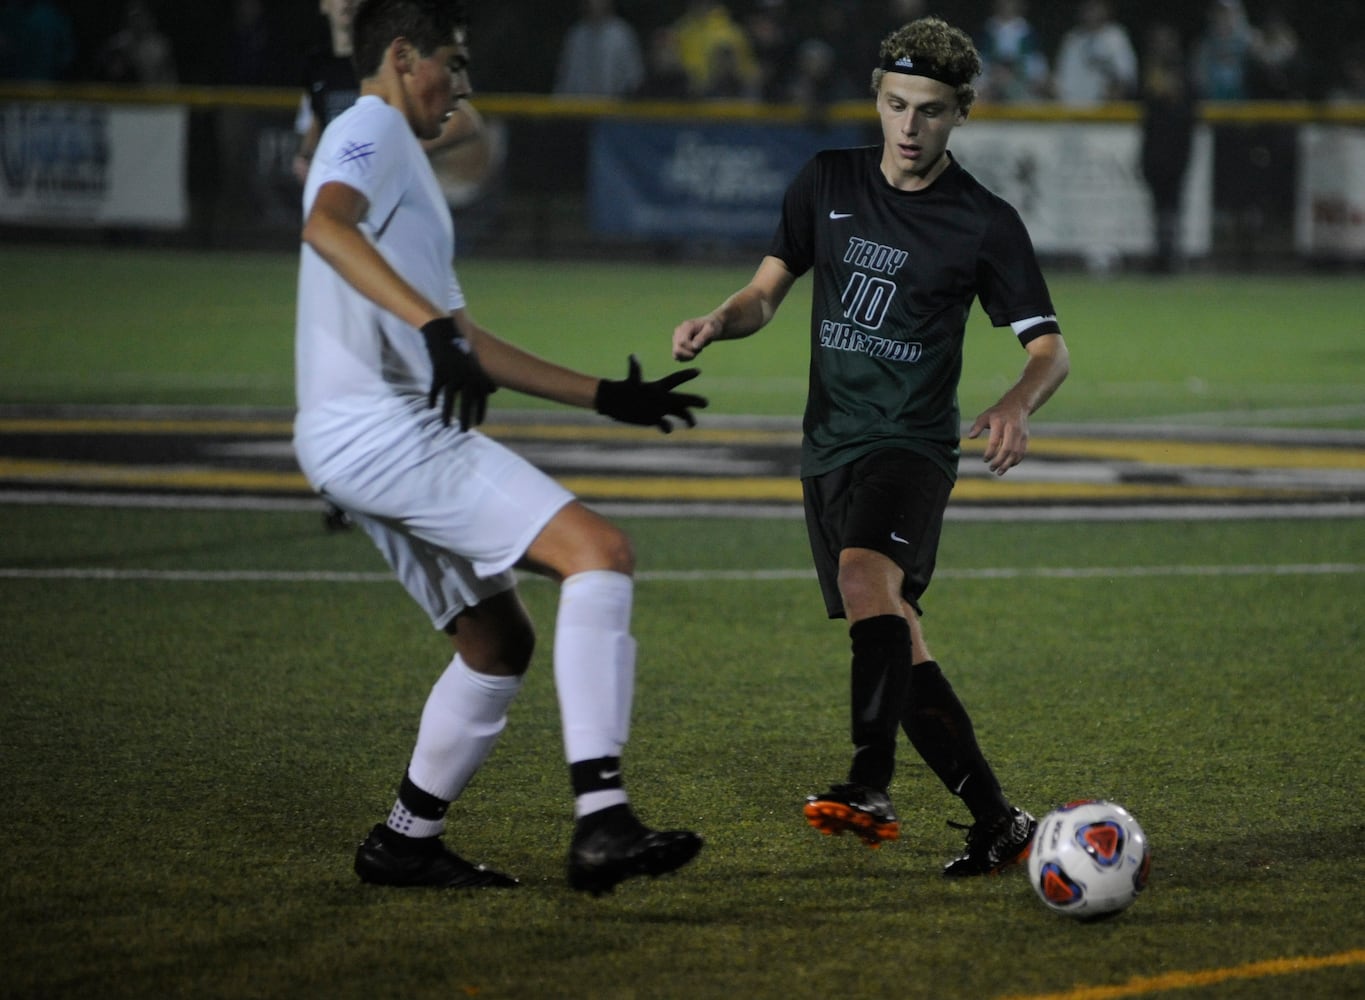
left=672, top=17, right=1070, bottom=877
left=295, top=0, right=705, bottom=894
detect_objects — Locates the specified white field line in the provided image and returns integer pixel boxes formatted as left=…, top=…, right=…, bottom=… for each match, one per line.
left=0, top=490, right=1361, bottom=523
left=0, top=564, right=1361, bottom=585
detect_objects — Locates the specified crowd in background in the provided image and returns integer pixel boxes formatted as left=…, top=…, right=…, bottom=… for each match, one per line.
left=2, top=0, right=1364, bottom=104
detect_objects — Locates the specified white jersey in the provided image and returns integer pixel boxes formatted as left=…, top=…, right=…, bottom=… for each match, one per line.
left=294, top=95, right=464, bottom=417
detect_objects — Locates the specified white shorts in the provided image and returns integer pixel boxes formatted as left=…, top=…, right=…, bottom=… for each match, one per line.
left=295, top=396, right=575, bottom=629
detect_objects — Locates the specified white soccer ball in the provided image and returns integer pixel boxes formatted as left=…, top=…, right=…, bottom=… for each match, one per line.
left=1027, top=800, right=1151, bottom=920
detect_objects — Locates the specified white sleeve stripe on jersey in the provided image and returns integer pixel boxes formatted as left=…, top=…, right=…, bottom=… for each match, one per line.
left=1010, top=315, right=1058, bottom=337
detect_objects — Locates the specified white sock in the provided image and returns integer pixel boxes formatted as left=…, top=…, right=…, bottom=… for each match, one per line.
left=386, top=800, right=446, bottom=839
left=406, top=653, right=522, bottom=807
left=555, top=570, right=636, bottom=815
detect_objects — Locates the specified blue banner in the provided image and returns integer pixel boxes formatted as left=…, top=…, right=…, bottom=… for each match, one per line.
left=589, top=119, right=866, bottom=240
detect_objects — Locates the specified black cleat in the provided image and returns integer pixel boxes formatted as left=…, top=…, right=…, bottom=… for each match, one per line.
left=322, top=502, right=352, bottom=532
left=942, top=806, right=1037, bottom=877
left=803, top=782, right=900, bottom=847
left=567, top=805, right=702, bottom=896
left=354, top=824, right=518, bottom=888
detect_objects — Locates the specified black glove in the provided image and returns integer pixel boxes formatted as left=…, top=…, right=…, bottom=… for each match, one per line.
left=420, top=317, right=496, bottom=430
left=594, top=355, right=707, bottom=433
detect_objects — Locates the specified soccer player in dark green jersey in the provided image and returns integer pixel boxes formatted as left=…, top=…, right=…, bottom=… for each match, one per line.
left=672, top=16, right=1070, bottom=876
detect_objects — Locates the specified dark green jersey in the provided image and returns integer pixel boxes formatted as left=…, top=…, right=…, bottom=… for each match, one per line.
left=767, top=146, right=1057, bottom=481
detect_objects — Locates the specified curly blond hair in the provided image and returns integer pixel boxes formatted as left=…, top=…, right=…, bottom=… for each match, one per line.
left=871, top=17, right=981, bottom=113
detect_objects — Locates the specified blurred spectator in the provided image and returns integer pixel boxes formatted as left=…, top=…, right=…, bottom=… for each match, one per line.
left=1052, top=0, right=1137, bottom=104
left=1248, top=6, right=1305, bottom=99
left=0, top=0, right=75, bottom=81
left=1192, top=0, right=1254, bottom=100
left=1139, top=23, right=1197, bottom=274
left=745, top=0, right=796, bottom=102
left=0, top=2, right=12, bottom=78
left=293, top=0, right=359, bottom=183
left=670, top=1, right=759, bottom=98
left=976, top=0, right=1050, bottom=103
left=1327, top=40, right=1365, bottom=103
left=293, top=0, right=484, bottom=184
left=227, top=0, right=272, bottom=85
left=840, top=0, right=927, bottom=75
left=635, top=26, right=691, bottom=99
left=97, top=0, right=176, bottom=85
left=553, top=0, right=644, bottom=98
left=778, top=37, right=859, bottom=112
left=699, top=36, right=760, bottom=100
left=879, top=0, right=928, bottom=33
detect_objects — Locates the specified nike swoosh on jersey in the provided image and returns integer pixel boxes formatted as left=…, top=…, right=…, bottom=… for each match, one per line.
left=829, top=211, right=853, bottom=220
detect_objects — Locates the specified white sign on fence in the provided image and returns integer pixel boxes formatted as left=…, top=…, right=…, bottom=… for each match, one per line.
left=947, top=120, right=1212, bottom=265
left=1295, top=125, right=1365, bottom=259
left=0, top=102, right=187, bottom=228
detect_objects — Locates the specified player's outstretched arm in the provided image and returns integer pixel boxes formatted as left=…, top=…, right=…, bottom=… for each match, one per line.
left=462, top=320, right=706, bottom=433
left=968, top=332, right=1069, bottom=476
left=672, top=256, right=796, bottom=361
left=594, top=355, right=707, bottom=433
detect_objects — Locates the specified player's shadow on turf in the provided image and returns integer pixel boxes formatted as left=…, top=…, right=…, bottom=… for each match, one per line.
left=1164, top=821, right=1365, bottom=884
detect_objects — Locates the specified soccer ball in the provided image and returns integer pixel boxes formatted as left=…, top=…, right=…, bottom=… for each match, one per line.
left=1027, top=800, right=1151, bottom=920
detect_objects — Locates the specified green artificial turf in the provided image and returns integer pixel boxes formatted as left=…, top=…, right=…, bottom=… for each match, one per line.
left=2, top=507, right=1362, bottom=998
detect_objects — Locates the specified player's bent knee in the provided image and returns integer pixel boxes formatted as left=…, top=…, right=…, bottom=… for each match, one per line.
left=528, top=502, right=635, bottom=578
left=460, top=624, right=535, bottom=676
left=592, top=523, right=635, bottom=576
left=449, top=595, right=537, bottom=674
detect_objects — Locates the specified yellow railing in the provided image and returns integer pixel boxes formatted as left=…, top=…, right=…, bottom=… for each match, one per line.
left=3, top=81, right=1364, bottom=125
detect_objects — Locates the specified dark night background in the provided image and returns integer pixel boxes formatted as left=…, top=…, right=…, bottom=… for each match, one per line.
left=44, top=0, right=1365, bottom=98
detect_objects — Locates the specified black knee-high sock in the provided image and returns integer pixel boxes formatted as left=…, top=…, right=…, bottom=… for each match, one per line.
left=900, top=660, right=1009, bottom=821
left=846, top=615, right=913, bottom=791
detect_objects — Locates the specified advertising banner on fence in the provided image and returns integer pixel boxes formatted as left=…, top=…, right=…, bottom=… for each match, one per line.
left=946, top=121, right=1212, bottom=263
left=0, top=102, right=187, bottom=228
left=589, top=118, right=1211, bottom=261
left=589, top=119, right=866, bottom=241
left=1295, top=125, right=1365, bottom=259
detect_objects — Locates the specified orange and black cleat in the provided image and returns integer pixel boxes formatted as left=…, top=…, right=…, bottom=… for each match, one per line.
left=804, top=782, right=900, bottom=848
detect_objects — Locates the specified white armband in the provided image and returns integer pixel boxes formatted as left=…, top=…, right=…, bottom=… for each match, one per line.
left=1010, top=315, right=1059, bottom=337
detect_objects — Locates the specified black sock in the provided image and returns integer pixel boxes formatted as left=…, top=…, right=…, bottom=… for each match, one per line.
left=569, top=756, right=624, bottom=796
left=378, top=773, right=451, bottom=851
left=900, top=660, right=1008, bottom=821
left=846, top=615, right=913, bottom=791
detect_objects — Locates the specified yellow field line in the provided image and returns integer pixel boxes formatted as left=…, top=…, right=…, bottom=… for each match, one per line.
left=0, top=417, right=799, bottom=445
left=554, top=477, right=1314, bottom=503
left=0, top=459, right=1326, bottom=502
left=997, top=947, right=1365, bottom=1000
left=2, top=418, right=1360, bottom=470
left=0, top=418, right=295, bottom=435
left=0, top=459, right=309, bottom=493
left=1029, top=437, right=1365, bottom=470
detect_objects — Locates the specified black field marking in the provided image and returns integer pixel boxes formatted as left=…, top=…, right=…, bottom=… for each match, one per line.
left=1, top=407, right=1362, bottom=518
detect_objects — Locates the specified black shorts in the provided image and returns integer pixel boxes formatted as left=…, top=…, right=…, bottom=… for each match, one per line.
left=802, top=448, right=953, bottom=620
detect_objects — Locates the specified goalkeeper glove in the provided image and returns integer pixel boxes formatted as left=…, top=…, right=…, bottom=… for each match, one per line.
left=594, top=354, right=707, bottom=433
left=420, top=317, right=496, bottom=430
